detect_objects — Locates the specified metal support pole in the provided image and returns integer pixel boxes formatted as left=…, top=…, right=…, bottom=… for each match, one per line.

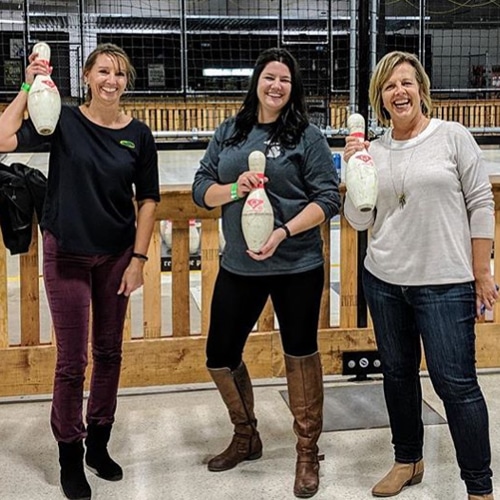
left=22, top=0, right=30, bottom=66
left=180, top=0, right=187, bottom=95
left=349, top=0, right=357, bottom=113
left=419, top=0, right=426, bottom=64
left=356, top=0, right=371, bottom=328
left=369, top=0, right=378, bottom=128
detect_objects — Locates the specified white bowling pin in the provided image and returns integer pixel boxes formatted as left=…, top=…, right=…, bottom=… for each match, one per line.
left=218, top=218, right=226, bottom=253
left=241, top=151, right=274, bottom=252
left=27, top=42, right=61, bottom=136
left=160, top=220, right=172, bottom=250
left=189, top=219, right=200, bottom=254
left=345, top=113, right=378, bottom=212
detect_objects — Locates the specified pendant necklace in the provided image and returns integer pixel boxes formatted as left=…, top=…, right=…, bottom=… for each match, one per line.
left=389, top=146, right=417, bottom=209
left=389, top=119, right=428, bottom=209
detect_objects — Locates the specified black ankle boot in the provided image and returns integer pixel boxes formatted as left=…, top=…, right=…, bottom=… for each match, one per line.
left=85, top=424, right=123, bottom=481
left=58, top=441, right=91, bottom=500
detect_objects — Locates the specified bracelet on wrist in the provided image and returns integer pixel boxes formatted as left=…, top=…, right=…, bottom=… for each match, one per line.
left=280, top=224, right=292, bottom=239
left=20, top=82, right=31, bottom=93
left=132, top=252, right=148, bottom=262
left=230, top=182, right=240, bottom=201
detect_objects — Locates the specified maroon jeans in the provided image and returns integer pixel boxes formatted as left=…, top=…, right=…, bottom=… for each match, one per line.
left=43, top=231, right=132, bottom=443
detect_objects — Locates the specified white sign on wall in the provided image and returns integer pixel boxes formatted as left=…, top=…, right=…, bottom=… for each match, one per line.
left=10, top=39, right=24, bottom=58
left=148, top=64, right=165, bottom=87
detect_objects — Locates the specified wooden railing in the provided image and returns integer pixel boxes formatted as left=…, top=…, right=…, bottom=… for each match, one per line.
left=3, top=98, right=500, bottom=133
left=118, top=98, right=500, bottom=132
left=1, top=181, right=500, bottom=397
left=433, top=100, right=500, bottom=129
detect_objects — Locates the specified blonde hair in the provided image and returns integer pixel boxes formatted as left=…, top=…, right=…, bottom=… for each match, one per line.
left=83, top=43, right=136, bottom=104
left=369, top=51, right=432, bottom=127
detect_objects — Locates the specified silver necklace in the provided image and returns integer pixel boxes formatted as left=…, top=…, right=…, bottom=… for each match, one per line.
left=389, top=119, right=428, bottom=209
left=389, top=145, right=417, bottom=209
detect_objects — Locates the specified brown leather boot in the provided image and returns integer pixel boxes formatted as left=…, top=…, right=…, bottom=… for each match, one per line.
left=371, top=460, right=424, bottom=497
left=468, top=494, right=494, bottom=500
left=285, top=352, right=324, bottom=498
left=207, top=362, right=262, bottom=472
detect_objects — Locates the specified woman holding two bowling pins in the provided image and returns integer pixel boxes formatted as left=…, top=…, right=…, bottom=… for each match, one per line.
left=192, top=47, right=340, bottom=498
left=0, top=44, right=159, bottom=500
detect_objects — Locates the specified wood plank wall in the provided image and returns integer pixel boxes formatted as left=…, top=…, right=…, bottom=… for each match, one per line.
left=117, top=98, right=500, bottom=132
left=2, top=98, right=500, bottom=132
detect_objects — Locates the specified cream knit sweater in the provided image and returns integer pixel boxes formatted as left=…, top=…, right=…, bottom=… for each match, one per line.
left=344, top=119, right=494, bottom=285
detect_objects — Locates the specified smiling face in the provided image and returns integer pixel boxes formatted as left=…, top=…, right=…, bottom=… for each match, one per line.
left=381, top=62, right=424, bottom=126
left=84, top=53, right=128, bottom=106
left=256, top=60, right=292, bottom=123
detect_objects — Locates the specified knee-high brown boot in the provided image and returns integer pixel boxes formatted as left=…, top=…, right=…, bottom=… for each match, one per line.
left=207, top=362, right=263, bottom=472
left=285, top=352, right=324, bottom=498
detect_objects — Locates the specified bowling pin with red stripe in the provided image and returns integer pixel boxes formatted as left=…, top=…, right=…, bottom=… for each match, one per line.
left=241, top=151, right=274, bottom=252
left=27, top=42, right=61, bottom=136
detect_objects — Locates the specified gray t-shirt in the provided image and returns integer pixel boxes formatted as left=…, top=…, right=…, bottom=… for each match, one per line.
left=344, top=119, right=494, bottom=285
left=192, top=117, right=340, bottom=276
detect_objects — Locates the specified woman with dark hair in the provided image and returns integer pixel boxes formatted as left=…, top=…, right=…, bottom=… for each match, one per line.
left=192, top=47, right=340, bottom=498
left=344, top=51, right=495, bottom=500
left=0, top=43, right=159, bottom=500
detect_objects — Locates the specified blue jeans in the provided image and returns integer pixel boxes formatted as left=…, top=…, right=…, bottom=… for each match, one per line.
left=363, top=268, right=493, bottom=495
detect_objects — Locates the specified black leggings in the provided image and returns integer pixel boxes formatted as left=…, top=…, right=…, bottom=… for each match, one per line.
left=206, top=265, right=324, bottom=369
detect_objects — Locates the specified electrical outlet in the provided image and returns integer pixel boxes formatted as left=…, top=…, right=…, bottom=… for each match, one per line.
left=342, top=350, right=382, bottom=378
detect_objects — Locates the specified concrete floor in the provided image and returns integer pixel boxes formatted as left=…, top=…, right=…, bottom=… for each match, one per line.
left=1, top=372, right=500, bottom=499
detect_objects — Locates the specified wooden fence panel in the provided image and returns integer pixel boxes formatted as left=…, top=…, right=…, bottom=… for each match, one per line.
left=171, top=220, right=191, bottom=337
left=1, top=167, right=500, bottom=396
left=200, top=218, right=219, bottom=336
left=339, top=210, right=358, bottom=328
left=19, top=223, right=39, bottom=346
left=2, top=99, right=500, bottom=132
left=143, top=222, right=162, bottom=339
left=118, top=98, right=500, bottom=132
left=319, top=222, right=331, bottom=329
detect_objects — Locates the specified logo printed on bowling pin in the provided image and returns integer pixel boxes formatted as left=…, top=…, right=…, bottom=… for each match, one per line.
left=241, top=151, right=274, bottom=253
left=27, top=42, right=62, bottom=136
left=345, top=113, right=378, bottom=212
left=39, top=79, right=57, bottom=89
left=356, top=154, right=372, bottom=163
left=247, top=198, right=265, bottom=211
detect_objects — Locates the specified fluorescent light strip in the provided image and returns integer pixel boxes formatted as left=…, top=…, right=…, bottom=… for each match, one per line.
left=203, top=68, right=253, bottom=77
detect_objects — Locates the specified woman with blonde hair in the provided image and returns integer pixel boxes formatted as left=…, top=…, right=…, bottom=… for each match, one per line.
left=344, top=51, right=495, bottom=499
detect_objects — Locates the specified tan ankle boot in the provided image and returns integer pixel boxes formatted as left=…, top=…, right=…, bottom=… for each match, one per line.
left=207, top=363, right=263, bottom=472
left=372, top=460, right=424, bottom=497
left=468, top=494, right=494, bottom=500
left=285, top=353, right=324, bottom=498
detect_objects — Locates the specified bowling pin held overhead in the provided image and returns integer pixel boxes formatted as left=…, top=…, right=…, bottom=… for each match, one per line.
left=345, top=113, right=378, bottom=212
left=27, top=42, right=61, bottom=136
left=241, top=150, right=274, bottom=253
